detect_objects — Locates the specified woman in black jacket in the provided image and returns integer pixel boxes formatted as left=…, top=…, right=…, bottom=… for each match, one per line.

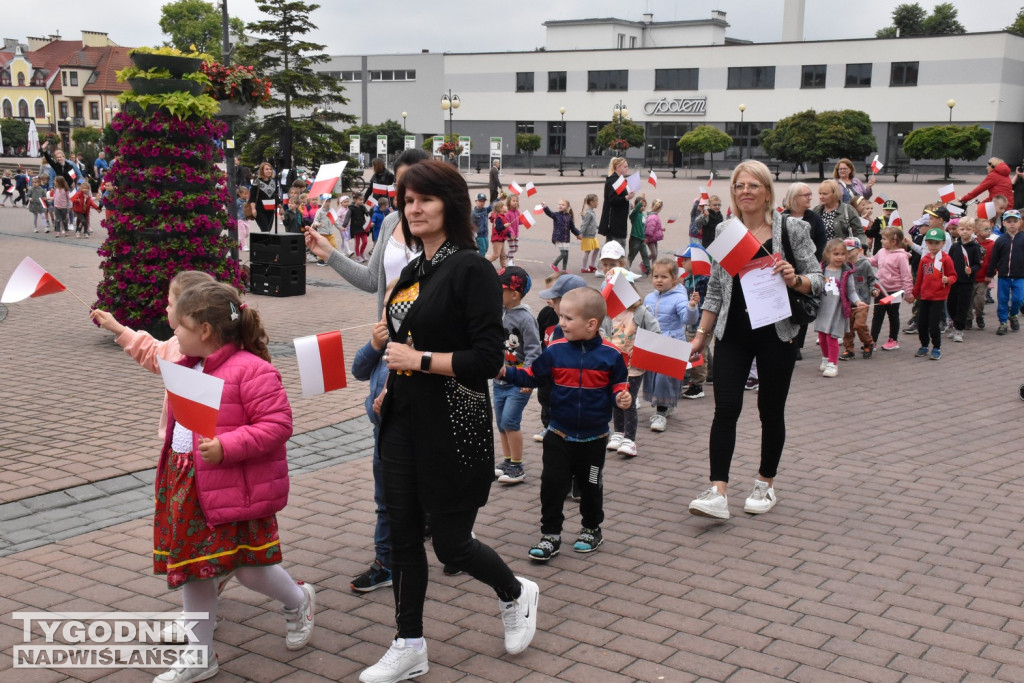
left=248, top=162, right=278, bottom=232
left=363, top=157, right=396, bottom=202
left=597, top=156, right=635, bottom=249
left=361, top=160, right=539, bottom=682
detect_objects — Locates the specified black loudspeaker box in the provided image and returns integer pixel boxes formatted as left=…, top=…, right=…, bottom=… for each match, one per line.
left=249, top=263, right=306, bottom=297
left=250, top=233, right=306, bottom=266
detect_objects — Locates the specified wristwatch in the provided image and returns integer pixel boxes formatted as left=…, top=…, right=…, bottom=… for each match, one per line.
left=420, top=351, right=433, bottom=373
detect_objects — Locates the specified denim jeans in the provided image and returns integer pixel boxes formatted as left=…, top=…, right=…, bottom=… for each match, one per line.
left=493, top=381, right=530, bottom=432
left=996, top=277, right=1024, bottom=323
left=371, top=425, right=391, bottom=568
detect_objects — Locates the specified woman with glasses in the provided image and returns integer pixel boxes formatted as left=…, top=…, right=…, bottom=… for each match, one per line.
left=813, top=180, right=867, bottom=244
left=833, top=158, right=874, bottom=204
left=960, top=157, right=1014, bottom=207
left=687, top=160, right=823, bottom=521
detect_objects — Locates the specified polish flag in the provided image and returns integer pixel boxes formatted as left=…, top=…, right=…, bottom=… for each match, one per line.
left=508, top=181, right=523, bottom=196
left=387, top=185, right=397, bottom=198
left=68, top=167, right=77, bottom=180
left=327, top=209, right=337, bottom=224
left=68, top=189, right=79, bottom=201
left=861, top=217, right=871, bottom=228
left=701, top=173, right=712, bottom=200
left=938, top=184, right=956, bottom=203
left=294, top=330, right=348, bottom=397
left=308, top=161, right=347, bottom=197
left=879, top=289, right=904, bottom=305
left=282, top=196, right=290, bottom=206
left=612, top=176, right=627, bottom=195
left=532, top=204, right=545, bottom=215
left=666, top=216, right=677, bottom=224
left=525, top=182, right=538, bottom=197
left=365, top=196, right=377, bottom=208
left=1, top=256, right=67, bottom=303
left=2, top=185, right=12, bottom=194
left=601, top=269, right=640, bottom=318
left=706, top=221, right=762, bottom=276
left=873, top=191, right=891, bottom=206
left=630, top=328, right=691, bottom=380
left=372, top=183, right=390, bottom=196
left=519, top=211, right=536, bottom=229
left=683, top=245, right=713, bottom=276
left=889, top=210, right=902, bottom=227
left=648, top=171, right=658, bottom=188
left=977, top=201, right=996, bottom=219
left=870, top=155, right=884, bottom=174
left=946, top=203, right=964, bottom=216
left=156, top=356, right=224, bottom=438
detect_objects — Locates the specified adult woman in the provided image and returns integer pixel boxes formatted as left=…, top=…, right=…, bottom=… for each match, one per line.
left=687, top=160, right=823, bottom=520
left=249, top=162, right=278, bottom=232
left=960, top=157, right=1014, bottom=207
left=782, top=182, right=827, bottom=358
left=813, top=180, right=867, bottom=244
left=363, top=157, right=396, bottom=202
left=597, top=156, right=635, bottom=249
left=39, top=141, right=81, bottom=189
left=833, top=158, right=874, bottom=203
left=306, top=149, right=428, bottom=316
left=360, top=160, right=539, bottom=682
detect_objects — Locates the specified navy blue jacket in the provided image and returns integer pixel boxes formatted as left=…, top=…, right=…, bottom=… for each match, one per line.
left=987, top=231, right=1024, bottom=279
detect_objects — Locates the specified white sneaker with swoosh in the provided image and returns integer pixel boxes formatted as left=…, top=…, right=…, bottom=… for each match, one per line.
left=500, top=577, right=539, bottom=655
left=284, top=581, right=315, bottom=650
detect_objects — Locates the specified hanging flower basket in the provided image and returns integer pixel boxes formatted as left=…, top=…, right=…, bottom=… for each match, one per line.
left=129, top=53, right=204, bottom=78
left=215, top=102, right=253, bottom=118
left=129, top=78, right=205, bottom=96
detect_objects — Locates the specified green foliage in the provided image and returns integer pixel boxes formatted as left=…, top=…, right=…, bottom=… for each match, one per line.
left=923, top=3, right=966, bottom=34
left=677, top=125, right=732, bottom=155
left=596, top=115, right=645, bottom=150
left=128, top=45, right=211, bottom=59
left=0, top=118, right=29, bottom=149
left=515, top=133, right=541, bottom=154
left=817, top=110, right=877, bottom=161
left=759, top=109, right=876, bottom=165
left=1008, top=7, right=1024, bottom=33
left=902, top=125, right=992, bottom=161
left=72, top=127, right=102, bottom=145
left=876, top=2, right=964, bottom=37
left=420, top=133, right=461, bottom=152
left=117, top=66, right=210, bottom=85
left=346, top=120, right=407, bottom=157
left=118, top=91, right=221, bottom=120
left=237, top=114, right=345, bottom=168
left=159, top=0, right=247, bottom=62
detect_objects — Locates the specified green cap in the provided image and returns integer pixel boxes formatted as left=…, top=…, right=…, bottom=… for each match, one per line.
left=924, top=227, right=945, bottom=242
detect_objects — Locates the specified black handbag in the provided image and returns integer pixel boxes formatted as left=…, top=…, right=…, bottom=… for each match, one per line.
left=780, top=216, right=819, bottom=325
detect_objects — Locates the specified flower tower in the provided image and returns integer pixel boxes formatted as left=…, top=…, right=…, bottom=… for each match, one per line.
left=96, top=48, right=244, bottom=338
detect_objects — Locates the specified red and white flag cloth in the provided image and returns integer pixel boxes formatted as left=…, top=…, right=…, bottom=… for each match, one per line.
left=307, top=161, right=347, bottom=197
left=156, top=357, right=224, bottom=438
left=601, top=269, right=640, bottom=318
left=879, top=289, right=904, bottom=305
left=873, top=191, right=892, bottom=206
left=977, top=201, right=997, bottom=219
left=700, top=173, right=713, bottom=200
left=68, top=167, right=77, bottom=180
left=326, top=208, right=337, bottom=224
left=365, top=196, right=377, bottom=208
left=706, top=221, right=762, bottom=276
left=666, top=216, right=677, bottom=224
left=946, top=203, right=964, bottom=216
left=532, top=204, right=545, bottom=215
left=612, top=176, right=628, bottom=195
left=387, top=185, right=397, bottom=198
left=525, top=182, right=537, bottom=197
left=1, top=256, right=67, bottom=303
left=2, top=185, right=12, bottom=194
left=870, top=155, right=884, bottom=174
left=630, top=328, right=691, bottom=380
left=294, top=330, right=347, bottom=397
left=68, top=189, right=79, bottom=201
left=372, top=183, right=390, bottom=196
left=519, top=211, right=536, bottom=229
left=683, top=245, right=713, bottom=276
left=861, top=217, right=871, bottom=228
left=889, top=209, right=903, bottom=227
left=648, top=170, right=658, bottom=188
left=508, top=181, right=523, bottom=196
left=938, top=184, right=956, bottom=203
left=282, top=196, right=290, bottom=206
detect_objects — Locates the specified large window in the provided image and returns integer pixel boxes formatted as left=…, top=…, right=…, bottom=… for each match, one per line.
left=548, top=71, right=566, bottom=92
left=1, top=100, right=11, bottom=117
left=845, top=63, right=872, bottom=88
left=727, top=66, right=775, bottom=90
left=69, top=71, right=78, bottom=87
left=586, top=121, right=603, bottom=156
left=515, top=121, right=534, bottom=135
left=801, top=64, right=826, bottom=89
left=17, top=72, right=25, bottom=86
left=18, top=99, right=29, bottom=117
left=516, top=72, right=534, bottom=92
left=74, top=101, right=83, bottom=119
left=34, top=99, right=45, bottom=119
left=548, top=121, right=566, bottom=155
left=655, top=68, right=698, bottom=91
left=726, top=121, right=773, bottom=161
left=89, top=101, right=99, bottom=120
left=588, top=70, right=628, bottom=91
left=59, top=101, right=68, bottom=119
left=890, top=61, right=918, bottom=87
left=369, top=70, right=415, bottom=82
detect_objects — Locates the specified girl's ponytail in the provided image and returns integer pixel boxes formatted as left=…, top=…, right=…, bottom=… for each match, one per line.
left=176, top=281, right=270, bottom=362
left=238, top=304, right=271, bottom=362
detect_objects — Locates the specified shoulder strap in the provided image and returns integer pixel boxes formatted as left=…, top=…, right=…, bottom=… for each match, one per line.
left=780, top=215, right=796, bottom=264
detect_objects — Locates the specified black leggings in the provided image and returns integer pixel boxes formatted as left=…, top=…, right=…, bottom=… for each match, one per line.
left=917, top=299, right=944, bottom=349
left=708, top=326, right=797, bottom=483
left=871, top=302, right=901, bottom=342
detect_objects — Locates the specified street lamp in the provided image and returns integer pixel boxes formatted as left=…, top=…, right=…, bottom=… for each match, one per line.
left=558, top=106, right=566, bottom=172
left=440, top=90, right=460, bottom=143
left=402, top=111, right=407, bottom=132
left=738, top=103, right=747, bottom=160
left=613, top=101, right=629, bottom=140
left=945, top=99, right=956, bottom=181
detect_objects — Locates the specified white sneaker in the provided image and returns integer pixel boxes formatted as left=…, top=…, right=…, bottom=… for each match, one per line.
left=688, top=487, right=730, bottom=520
left=953, top=330, right=964, bottom=343
left=359, top=639, right=429, bottom=683
left=533, top=428, right=547, bottom=442
left=649, top=414, right=667, bottom=432
left=819, top=357, right=828, bottom=372
left=743, top=480, right=777, bottom=514
left=617, top=438, right=637, bottom=457
left=500, top=577, right=539, bottom=655
left=606, top=432, right=624, bottom=451
left=594, top=269, right=606, bottom=278
left=283, top=581, right=315, bottom=650
left=822, top=362, right=838, bottom=378
left=153, top=649, right=218, bottom=683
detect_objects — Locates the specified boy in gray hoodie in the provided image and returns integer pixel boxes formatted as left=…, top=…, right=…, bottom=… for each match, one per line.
left=842, top=237, right=877, bottom=359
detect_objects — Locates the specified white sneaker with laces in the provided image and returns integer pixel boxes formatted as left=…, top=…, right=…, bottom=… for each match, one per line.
left=688, top=487, right=730, bottom=520
left=819, top=357, right=829, bottom=372
left=284, top=581, right=315, bottom=650
left=650, top=414, right=667, bottom=432
left=617, top=438, right=637, bottom=457
left=822, top=362, right=838, bottom=378
left=359, top=638, right=429, bottom=683
left=743, top=480, right=777, bottom=514
left=153, top=649, right=218, bottom=683
left=500, top=577, right=539, bottom=655
left=606, top=432, right=624, bottom=451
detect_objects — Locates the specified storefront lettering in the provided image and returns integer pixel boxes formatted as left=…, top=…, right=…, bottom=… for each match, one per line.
left=643, top=97, right=707, bottom=116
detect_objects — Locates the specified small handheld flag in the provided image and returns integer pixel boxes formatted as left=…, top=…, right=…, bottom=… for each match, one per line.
left=889, top=210, right=903, bottom=227
left=525, top=182, right=538, bottom=197
left=372, top=183, right=390, bottom=196
left=508, top=181, right=523, bottom=196
left=532, top=204, right=545, bottom=215
left=157, top=357, right=224, bottom=438
left=294, top=331, right=347, bottom=397
left=387, top=185, right=397, bottom=198
left=1, top=256, right=67, bottom=303
left=706, top=221, right=762, bottom=276
left=520, top=211, right=536, bottom=229
left=601, top=269, right=640, bottom=318
left=870, top=155, right=883, bottom=174
left=612, top=176, right=627, bottom=195
left=879, top=289, right=904, bottom=305
left=308, top=161, right=347, bottom=197
left=938, top=184, right=956, bottom=203
left=977, top=201, right=996, bottom=219
left=648, top=170, right=658, bottom=188
left=681, top=245, right=712, bottom=276
left=630, top=328, right=691, bottom=380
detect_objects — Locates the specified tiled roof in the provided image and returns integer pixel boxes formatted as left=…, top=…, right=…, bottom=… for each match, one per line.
left=83, top=46, right=132, bottom=93
left=0, top=40, right=132, bottom=95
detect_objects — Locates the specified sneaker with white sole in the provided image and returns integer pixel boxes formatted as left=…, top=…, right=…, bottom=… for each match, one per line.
left=822, top=362, right=838, bottom=378
left=359, top=639, right=429, bottom=683
left=881, top=338, right=900, bottom=351
left=688, top=487, right=730, bottom=520
left=681, top=384, right=704, bottom=399
left=743, top=480, right=777, bottom=514
left=501, top=577, right=539, bottom=655
left=498, top=462, right=525, bottom=484
left=606, top=432, right=624, bottom=451
left=153, top=649, right=218, bottom=683
left=283, top=581, right=315, bottom=650
left=617, top=438, right=637, bottom=457
left=494, top=460, right=511, bottom=479
left=532, top=428, right=547, bottom=442
left=819, top=357, right=829, bottom=372
left=952, top=330, right=964, bottom=342
left=649, top=414, right=667, bottom=432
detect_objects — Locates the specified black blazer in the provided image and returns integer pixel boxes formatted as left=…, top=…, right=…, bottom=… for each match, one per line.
left=598, top=173, right=629, bottom=240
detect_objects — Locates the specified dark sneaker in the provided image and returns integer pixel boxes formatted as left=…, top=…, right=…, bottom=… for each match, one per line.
left=494, top=460, right=510, bottom=479
left=1011, top=316, right=1020, bottom=332
left=681, top=383, right=705, bottom=399
left=443, top=565, right=463, bottom=576
left=573, top=527, right=603, bottom=553
left=350, top=561, right=392, bottom=593
left=986, top=292, right=995, bottom=304
left=915, top=347, right=929, bottom=357
left=862, top=344, right=874, bottom=359
left=965, top=319, right=973, bottom=330
left=744, top=378, right=759, bottom=391
left=528, top=535, right=561, bottom=561
left=498, top=462, right=525, bottom=484
left=977, top=317, right=986, bottom=329
left=903, top=321, right=918, bottom=334
left=839, top=350, right=855, bottom=361
left=997, top=323, right=1008, bottom=336
left=930, top=347, right=942, bottom=360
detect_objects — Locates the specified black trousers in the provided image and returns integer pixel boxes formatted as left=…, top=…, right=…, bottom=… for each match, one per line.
left=539, top=432, right=606, bottom=535
left=708, top=325, right=797, bottom=483
left=871, top=302, right=902, bottom=342
left=917, top=299, right=945, bottom=348
left=946, top=283, right=973, bottom=331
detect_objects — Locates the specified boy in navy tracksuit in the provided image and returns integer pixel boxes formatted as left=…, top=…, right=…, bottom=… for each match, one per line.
left=500, top=287, right=631, bottom=560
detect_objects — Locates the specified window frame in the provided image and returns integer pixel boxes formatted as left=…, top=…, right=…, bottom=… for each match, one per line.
left=801, top=64, right=826, bottom=89
left=727, top=66, right=776, bottom=90
left=654, top=68, right=699, bottom=91
left=587, top=69, right=628, bottom=92
left=845, top=63, right=872, bottom=88
left=547, top=70, right=566, bottom=92
left=889, top=61, right=919, bottom=87
left=515, top=71, right=534, bottom=93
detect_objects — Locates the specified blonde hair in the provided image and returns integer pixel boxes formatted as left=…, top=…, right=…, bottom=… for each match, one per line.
left=818, top=179, right=841, bottom=204
left=729, top=160, right=775, bottom=224
left=493, top=199, right=506, bottom=213
left=582, top=193, right=598, bottom=211
left=783, top=182, right=811, bottom=211
left=175, top=281, right=269, bottom=362
left=564, top=286, right=606, bottom=323
left=558, top=198, right=575, bottom=219
left=823, top=238, right=846, bottom=261
left=652, top=256, right=678, bottom=278
left=607, top=157, right=626, bottom=175
left=650, top=199, right=663, bottom=213
left=169, top=270, right=215, bottom=298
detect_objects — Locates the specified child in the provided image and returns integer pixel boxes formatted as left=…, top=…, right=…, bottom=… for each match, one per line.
left=145, top=281, right=315, bottom=681
left=579, top=194, right=600, bottom=273
left=488, top=199, right=510, bottom=269
left=816, top=239, right=865, bottom=377
left=27, top=177, right=46, bottom=233
left=532, top=272, right=561, bottom=442
left=972, top=220, right=996, bottom=329
left=627, top=196, right=652, bottom=275
left=235, top=186, right=252, bottom=251
left=642, top=258, right=700, bottom=431
left=311, top=194, right=339, bottom=266
left=869, top=227, right=915, bottom=351
left=52, top=176, right=70, bottom=237
left=986, top=209, right=1024, bottom=335
left=543, top=199, right=579, bottom=273
left=867, top=199, right=897, bottom=255
left=371, top=196, right=392, bottom=244
left=602, top=267, right=660, bottom=456
left=349, top=193, right=370, bottom=262
left=914, top=227, right=957, bottom=357
left=282, top=187, right=304, bottom=233
left=499, top=287, right=631, bottom=559
left=506, top=195, right=523, bottom=266
left=473, top=193, right=492, bottom=256
left=946, top=217, right=983, bottom=341
left=71, top=184, right=101, bottom=238
left=679, top=246, right=711, bottom=397
left=300, top=192, right=317, bottom=228
left=645, top=200, right=666, bottom=263
left=841, top=238, right=876, bottom=359
left=493, top=267, right=542, bottom=485
left=598, top=240, right=628, bottom=280
left=694, top=195, right=724, bottom=249
left=0, top=170, right=12, bottom=207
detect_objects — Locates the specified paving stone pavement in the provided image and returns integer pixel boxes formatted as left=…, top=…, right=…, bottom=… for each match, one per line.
left=1, top=174, right=1023, bottom=682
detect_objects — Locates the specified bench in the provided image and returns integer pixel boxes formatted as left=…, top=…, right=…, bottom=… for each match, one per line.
left=649, top=167, right=680, bottom=179
left=765, top=161, right=782, bottom=181
left=864, top=161, right=913, bottom=184
left=558, top=162, right=586, bottom=177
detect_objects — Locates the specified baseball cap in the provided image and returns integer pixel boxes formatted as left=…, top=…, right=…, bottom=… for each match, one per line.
left=925, top=206, right=951, bottom=222
left=600, top=241, right=626, bottom=261
left=882, top=199, right=898, bottom=210
left=498, top=266, right=531, bottom=295
left=843, top=237, right=861, bottom=250
left=1003, top=209, right=1021, bottom=220
left=537, top=273, right=587, bottom=300
left=924, top=227, right=946, bottom=242
left=476, top=193, right=487, bottom=201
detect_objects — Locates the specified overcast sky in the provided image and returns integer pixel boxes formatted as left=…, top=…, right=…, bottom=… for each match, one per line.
left=5, top=1, right=1021, bottom=55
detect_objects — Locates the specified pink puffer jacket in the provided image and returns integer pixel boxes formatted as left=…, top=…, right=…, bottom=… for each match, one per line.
left=157, top=343, right=292, bottom=527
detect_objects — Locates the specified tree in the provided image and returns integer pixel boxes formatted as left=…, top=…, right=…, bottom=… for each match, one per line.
left=876, top=2, right=964, bottom=37
left=346, top=119, right=407, bottom=159
left=759, top=109, right=876, bottom=178
left=923, top=3, right=966, bottom=34
left=0, top=118, right=29, bottom=150
left=595, top=115, right=645, bottom=151
left=677, top=125, right=732, bottom=174
left=235, top=1, right=354, bottom=170
left=72, top=126, right=103, bottom=169
left=516, top=133, right=541, bottom=172
left=159, top=0, right=247, bottom=62
left=1008, top=7, right=1024, bottom=33
left=902, top=124, right=991, bottom=161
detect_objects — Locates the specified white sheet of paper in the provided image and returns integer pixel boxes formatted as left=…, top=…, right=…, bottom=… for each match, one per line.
left=625, top=172, right=642, bottom=192
left=739, top=256, right=792, bottom=329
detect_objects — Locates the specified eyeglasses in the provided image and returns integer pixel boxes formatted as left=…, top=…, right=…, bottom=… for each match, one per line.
left=798, top=192, right=813, bottom=198
left=732, top=182, right=763, bottom=193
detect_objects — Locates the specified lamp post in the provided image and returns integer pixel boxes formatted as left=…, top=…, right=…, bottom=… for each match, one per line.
left=402, top=111, right=407, bottom=132
left=945, top=99, right=956, bottom=181
left=738, top=103, right=746, bottom=160
left=440, top=90, right=460, bottom=143
left=613, top=101, right=628, bottom=141
left=558, top=106, right=566, bottom=172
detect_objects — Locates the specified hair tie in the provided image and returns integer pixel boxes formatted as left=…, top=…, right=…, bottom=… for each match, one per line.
left=239, top=302, right=248, bottom=310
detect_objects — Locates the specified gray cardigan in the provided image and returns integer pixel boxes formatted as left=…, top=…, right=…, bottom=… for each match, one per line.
left=702, top=212, right=824, bottom=342
left=326, top=210, right=411, bottom=316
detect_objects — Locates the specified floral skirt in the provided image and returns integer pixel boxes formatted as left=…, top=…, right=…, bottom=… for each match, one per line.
left=154, top=450, right=281, bottom=589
